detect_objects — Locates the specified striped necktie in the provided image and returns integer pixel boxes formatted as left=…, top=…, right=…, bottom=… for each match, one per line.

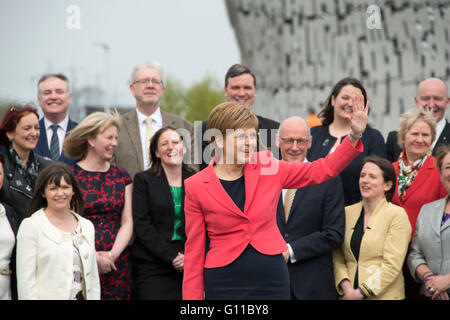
left=49, top=124, right=60, bottom=161
left=284, top=189, right=296, bottom=222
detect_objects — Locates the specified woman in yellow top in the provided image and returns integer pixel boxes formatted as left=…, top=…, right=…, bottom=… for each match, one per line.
left=333, top=156, right=412, bottom=299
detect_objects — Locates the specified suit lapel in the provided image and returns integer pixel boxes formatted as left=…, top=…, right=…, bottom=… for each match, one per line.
left=347, top=202, right=363, bottom=231
left=276, top=195, right=285, bottom=228
left=37, top=118, right=50, bottom=156
left=124, top=110, right=144, bottom=170
left=402, top=157, right=435, bottom=202
left=436, top=121, right=450, bottom=147
left=435, top=197, right=450, bottom=233
left=243, top=162, right=260, bottom=215
left=202, top=164, right=247, bottom=218
left=288, top=188, right=306, bottom=221
left=161, top=111, right=180, bottom=127
left=66, top=118, right=77, bottom=133
left=159, top=170, right=174, bottom=211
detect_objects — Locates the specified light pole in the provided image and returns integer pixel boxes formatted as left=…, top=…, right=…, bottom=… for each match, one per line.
left=94, top=42, right=110, bottom=113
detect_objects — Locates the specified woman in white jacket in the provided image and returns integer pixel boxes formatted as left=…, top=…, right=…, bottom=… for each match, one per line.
left=16, top=162, right=100, bottom=300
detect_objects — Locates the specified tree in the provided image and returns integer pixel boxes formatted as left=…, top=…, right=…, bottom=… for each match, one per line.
left=159, top=75, right=225, bottom=123
left=184, top=75, right=225, bottom=123
left=160, top=76, right=188, bottom=117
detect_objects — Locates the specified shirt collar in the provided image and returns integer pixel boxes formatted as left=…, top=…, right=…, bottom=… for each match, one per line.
left=432, top=118, right=446, bottom=148
left=436, top=117, right=446, bottom=137
left=136, top=107, right=162, bottom=127
left=43, top=115, right=69, bottom=131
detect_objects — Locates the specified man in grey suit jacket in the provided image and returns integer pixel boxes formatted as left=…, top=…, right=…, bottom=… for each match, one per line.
left=113, top=61, right=196, bottom=179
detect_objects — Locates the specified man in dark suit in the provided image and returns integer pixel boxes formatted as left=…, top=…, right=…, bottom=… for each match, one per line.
left=386, top=77, right=450, bottom=162
left=113, top=61, right=196, bottom=179
left=276, top=116, right=345, bottom=300
left=35, top=73, right=77, bottom=165
left=196, top=64, right=280, bottom=170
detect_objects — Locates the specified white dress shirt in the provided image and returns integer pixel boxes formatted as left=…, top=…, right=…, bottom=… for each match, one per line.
left=136, top=108, right=163, bottom=169
left=432, top=117, right=446, bottom=149
left=43, top=116, right=69, bottom=155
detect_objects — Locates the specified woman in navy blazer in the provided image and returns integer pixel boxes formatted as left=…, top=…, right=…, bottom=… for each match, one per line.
left=183, top=100, right=369, bottom=300
left=131, top=127, right=195, bottom=299
left=307, top=77, right=387, bottom=206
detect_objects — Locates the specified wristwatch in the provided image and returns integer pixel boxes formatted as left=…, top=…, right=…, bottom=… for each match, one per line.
left=349, top=131, right=362, bottom=140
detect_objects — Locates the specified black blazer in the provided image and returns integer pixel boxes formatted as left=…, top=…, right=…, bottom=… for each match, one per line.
left=276, top=176, right=345, bottom=300
left=130, top=168, right=195, bottom=270
left=385, top=120, right=450, bottom=162
left=35, top=117, right=78, bottom=165
left=0, top=149, right=51, bottom=223
left=307, top=125, right=387, bottom=206
left=196, top=114, right=280, bottom=170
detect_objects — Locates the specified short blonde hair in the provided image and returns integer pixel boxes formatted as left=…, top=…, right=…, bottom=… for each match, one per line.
left=397, top=107, right=436, bottom=150
left=63, top=110, right=122, bottom=160
left=207, top=102, right=259, bottom=136
left=206, top=102, right=260, bottom=157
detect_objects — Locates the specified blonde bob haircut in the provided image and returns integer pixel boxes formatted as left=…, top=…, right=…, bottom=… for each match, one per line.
left=206, top=102, right=260, bottom=157
left=63, top=110, right=122, bottom=160
left=207, top=102, right=259, bottom=137
left=397, top=107, right=436, bottom=150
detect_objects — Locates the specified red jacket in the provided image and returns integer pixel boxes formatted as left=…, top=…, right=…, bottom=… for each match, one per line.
left=182, top=137, right=363, bottom=300
left=392, top=156, right=446, bottom=239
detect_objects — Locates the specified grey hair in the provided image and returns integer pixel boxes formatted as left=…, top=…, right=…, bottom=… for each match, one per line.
left=130, top=61, right=164, bottom=85
left=37, top=73, right=70, bottom=96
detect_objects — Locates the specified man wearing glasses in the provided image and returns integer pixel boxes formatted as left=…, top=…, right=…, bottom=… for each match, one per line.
left=35, top=73, right=78, bottom=165
left=113, top=61, right=196, bottom=178
left=275, top=116, right=345, bottom=300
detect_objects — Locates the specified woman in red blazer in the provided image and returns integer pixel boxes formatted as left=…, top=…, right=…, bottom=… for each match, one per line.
left=391, top=107, right=446, bottom=300
left=391, top=108, right=446, bottom=238
left=183, top=99, right=368, bottom=300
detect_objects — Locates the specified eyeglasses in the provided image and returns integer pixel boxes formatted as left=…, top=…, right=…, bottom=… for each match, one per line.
left=279, top=137, right=310, bottom=146
left=133, top=78, right=163, bottom=86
